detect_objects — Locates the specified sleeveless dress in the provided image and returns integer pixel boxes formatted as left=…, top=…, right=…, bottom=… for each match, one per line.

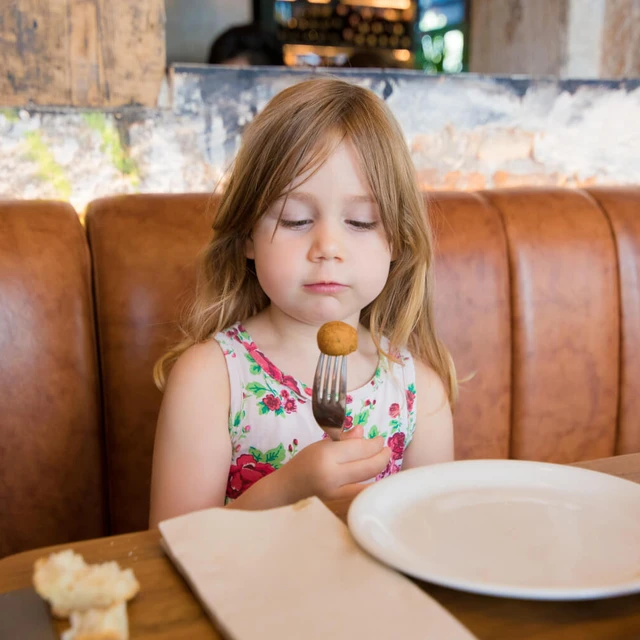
left=214, top=322, right=417, bottom=503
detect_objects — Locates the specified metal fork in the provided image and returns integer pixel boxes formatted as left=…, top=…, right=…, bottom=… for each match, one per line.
left=312, top=353, right=347, bottom=441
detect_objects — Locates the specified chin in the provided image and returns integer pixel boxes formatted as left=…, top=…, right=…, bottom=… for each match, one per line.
left=304, top=305, right=363, bottom=327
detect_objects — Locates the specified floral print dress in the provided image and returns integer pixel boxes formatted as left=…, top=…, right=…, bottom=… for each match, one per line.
left=214, top=323, right=417, bottom=503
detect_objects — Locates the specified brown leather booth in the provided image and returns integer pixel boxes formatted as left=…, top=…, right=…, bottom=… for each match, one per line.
left=1, top=187, right=639, bottom=557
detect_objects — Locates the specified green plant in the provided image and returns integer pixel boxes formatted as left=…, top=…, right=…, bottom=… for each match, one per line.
left=0, top=108, right=19, bottom=123
left=83, top=112, right=139, bottom=183
left=24, top=131, right=72, bottom=199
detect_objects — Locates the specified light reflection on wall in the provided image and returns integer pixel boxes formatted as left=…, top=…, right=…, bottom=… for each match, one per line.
left=420, top=8, right=448, bottom=31
left=417, top=0, right=466, bottom=74
left=421, top=29, right=463, bottom=73
left=443, top=30, right=463, bottom=72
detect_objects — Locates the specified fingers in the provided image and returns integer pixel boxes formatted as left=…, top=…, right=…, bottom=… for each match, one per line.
left=338, top=424, right=363, bottom=441
left=332, top=482, right=369, bottom=501
left=339, top=446, right=391, bottom=485
left=332, top=434, right=386, bottom=464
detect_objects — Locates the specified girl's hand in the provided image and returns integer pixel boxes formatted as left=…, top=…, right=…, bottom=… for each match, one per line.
left=339, top=423, right=365, bottom=441
left=281, top=425, right=390, bottom=502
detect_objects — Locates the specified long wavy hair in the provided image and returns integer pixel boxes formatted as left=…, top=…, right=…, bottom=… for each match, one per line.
left=154, top=77, right=458, bottom=405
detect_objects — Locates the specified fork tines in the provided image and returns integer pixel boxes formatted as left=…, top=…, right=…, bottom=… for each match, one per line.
left=314, top=353, right=347, bottom=404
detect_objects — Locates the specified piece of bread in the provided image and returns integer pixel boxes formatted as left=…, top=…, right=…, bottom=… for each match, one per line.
left=61, top=602, right=128, bottom=640
left=317, top=321, right=358, bottom=356
left=33, top=550, right=139, bottom=617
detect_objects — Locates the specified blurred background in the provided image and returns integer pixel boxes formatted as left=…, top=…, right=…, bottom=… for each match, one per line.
left=164, top=0, right=639, bottom=77
left=1, top=0, right=639, bottom=208
left=166, top=0, right=468, bottom=71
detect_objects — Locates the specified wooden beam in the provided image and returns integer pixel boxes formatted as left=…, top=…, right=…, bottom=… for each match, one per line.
left=469, top=0, right=640, bottom=79
left=469, top=0, right=570, bottom=76
left=600, top=0, right=640, bottom=77
left=0, top=0, right=166, bottom=107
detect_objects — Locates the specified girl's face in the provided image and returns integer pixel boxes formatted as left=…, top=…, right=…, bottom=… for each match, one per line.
left=246, top=139, right=393, bottom=327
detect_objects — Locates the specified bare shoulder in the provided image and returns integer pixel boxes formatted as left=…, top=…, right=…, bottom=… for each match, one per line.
left=167, top=338, right=227, bottom=386
left=165, top=339, right=229, bottom=395
left=413, top=358, right=449, bottom=416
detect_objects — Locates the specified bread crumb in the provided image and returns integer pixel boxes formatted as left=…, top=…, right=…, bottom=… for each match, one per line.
left=33, top=550, right=139, bottom=617
left=61, top=601, right=128, bottom=640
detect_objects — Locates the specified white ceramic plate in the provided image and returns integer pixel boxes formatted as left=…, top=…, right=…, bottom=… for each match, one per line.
left=348, top=459, right=640, bottom=600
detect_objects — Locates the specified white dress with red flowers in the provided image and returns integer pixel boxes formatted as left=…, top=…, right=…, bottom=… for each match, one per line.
left=215, top=323, right=417, bottom=503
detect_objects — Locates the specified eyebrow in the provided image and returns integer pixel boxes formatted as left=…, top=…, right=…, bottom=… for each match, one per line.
left=282, top=192, right=376, bottom=204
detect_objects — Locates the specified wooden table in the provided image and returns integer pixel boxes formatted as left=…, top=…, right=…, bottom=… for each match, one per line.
left=2, top=453, right=640, bottom=640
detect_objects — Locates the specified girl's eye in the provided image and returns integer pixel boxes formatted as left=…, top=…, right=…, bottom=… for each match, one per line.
left=348, top=220, right=378, bottom=231
left=279, top=219, right=311, bottom=228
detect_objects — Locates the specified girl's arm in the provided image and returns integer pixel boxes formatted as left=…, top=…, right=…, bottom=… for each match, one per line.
left=227, top=425, right=389, bottom=511
left=402, top=360, right=454, bottom=469
left=149, top=341, right=232, bottom=528
left=149, top=341, right=391, bottom=526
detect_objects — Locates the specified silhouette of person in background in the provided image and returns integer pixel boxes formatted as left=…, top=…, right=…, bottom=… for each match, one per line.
left=208, top=24, right=284, bottom=66
left=347, top=49, right=395, bottom=69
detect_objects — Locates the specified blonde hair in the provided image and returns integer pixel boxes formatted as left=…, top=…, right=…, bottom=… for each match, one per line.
left=154, top=77, right=458, bottom=405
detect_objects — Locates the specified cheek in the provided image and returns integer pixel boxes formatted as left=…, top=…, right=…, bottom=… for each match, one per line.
left=357, top=247, right=392, bottom=292
left=364, top=234, right=392, bottom=264
left=372, top=237, right=392, bottom=272
left=253, top=241, right=299, bottom=295
left=366, top=261, right=392, bottom=293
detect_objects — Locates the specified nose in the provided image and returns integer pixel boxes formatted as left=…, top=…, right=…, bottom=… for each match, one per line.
left=309, top=218, right=344, bottom=262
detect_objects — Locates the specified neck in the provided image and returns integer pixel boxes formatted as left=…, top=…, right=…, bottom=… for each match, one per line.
left=255, top=305, right=362, bottom=356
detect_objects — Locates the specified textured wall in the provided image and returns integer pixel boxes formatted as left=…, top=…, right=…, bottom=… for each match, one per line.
left=1, top=66, right=640, bottom=213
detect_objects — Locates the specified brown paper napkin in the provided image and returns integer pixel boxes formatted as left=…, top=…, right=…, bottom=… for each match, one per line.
left=159, top=497, right=477, bottom=640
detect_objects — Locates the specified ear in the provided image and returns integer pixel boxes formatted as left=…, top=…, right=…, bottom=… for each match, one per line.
left=245, top=234, right=255, bottom=259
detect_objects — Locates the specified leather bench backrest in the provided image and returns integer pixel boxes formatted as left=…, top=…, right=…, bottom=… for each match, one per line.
left=7, top=187, right=637, bottom=542
left=85, top=194, right=213, bottom=535
left=588, top=187, right=640, bottom=455
left=0, top=201, right=106, bottom=556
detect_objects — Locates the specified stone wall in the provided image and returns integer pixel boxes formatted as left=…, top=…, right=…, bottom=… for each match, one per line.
left=1, top=66, right=639, bottom=213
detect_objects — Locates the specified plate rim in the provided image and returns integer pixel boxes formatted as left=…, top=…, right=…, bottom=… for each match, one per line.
left=347, top=459, right=640, bottom=601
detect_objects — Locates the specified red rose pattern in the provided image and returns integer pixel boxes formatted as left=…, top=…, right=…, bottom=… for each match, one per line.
left=388, top=432, right=406, bottom=461
left=376, top=458, right=402, bottom=481
left=263, top=394, right=281, bottom=411
left=406, top=389, right=415, bottom=412
left=223, top=323, right=417, bottom=496
left=282, top=375, right=301, bottom=396
left=246, top=346, right=282, bottom=383
left=227, top=453, right=276, bottom=499
left=245, top=343, right=306, bottom=400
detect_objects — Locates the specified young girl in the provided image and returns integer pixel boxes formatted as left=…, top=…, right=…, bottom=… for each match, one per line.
left=148, top=77, right=457, bottom=526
